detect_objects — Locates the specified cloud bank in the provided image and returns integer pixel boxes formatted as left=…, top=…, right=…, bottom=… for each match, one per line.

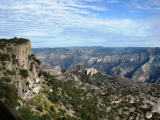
left=0, top=0, right=160, bottom=47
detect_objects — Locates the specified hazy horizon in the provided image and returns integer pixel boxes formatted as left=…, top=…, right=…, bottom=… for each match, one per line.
left=31, top=46, right=155, bottom=49
left=1, top=0, right=160, bottom=47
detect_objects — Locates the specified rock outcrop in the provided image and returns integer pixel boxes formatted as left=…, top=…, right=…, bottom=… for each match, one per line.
left=86, top=68, right=98, bottom=76
left=0, top=38, right=42, bottom=98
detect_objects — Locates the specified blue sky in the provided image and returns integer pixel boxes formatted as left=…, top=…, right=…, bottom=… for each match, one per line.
left=0, top=0, right=160, bottom=48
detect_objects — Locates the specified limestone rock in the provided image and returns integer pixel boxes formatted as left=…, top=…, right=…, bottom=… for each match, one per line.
left=86, top=68, right=98, bottom=76
left=17, top=99, right=23, bottom=107
left=146, top=112, right=153, bottom=119
left=0, top=39, right=42, bottom=99
left=45, top=69, right=61, bottom=76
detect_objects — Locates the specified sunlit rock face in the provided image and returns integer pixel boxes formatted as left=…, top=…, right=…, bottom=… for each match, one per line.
left=86, top=68, right=98, bottom=76
left=10, top=41, right=32, bottom=69
left=0, top=39, right=42, bottom=99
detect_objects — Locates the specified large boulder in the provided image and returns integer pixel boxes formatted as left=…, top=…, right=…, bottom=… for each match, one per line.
left=86, top=68, right=98, bottom=76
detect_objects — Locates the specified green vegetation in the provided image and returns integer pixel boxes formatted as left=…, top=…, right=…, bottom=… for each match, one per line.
left=0, top=37, right=29, bottom=47
left=37, top=105, right=43, bottom=112
left=19, top=69, right=29, bottom=78
left=43, top=72, right=107, bottom=120
left=0, top=53, right=10, bottom=61
left=11, top=54, right=16, bottom=59
left=4, top=77, right=12, bottom=82
left=3, top=70, right=16, bottom=76
left=38, top=70, right=43, bottom=77
left=29, top=54, right=41, bottom=65
left=61, top=69, right=66, bottom=73
left=11, top=54, right=18, bottom=64
left=28, top=54, right=41, bottom=65
left=0, top=77, right=12, bottom=82
left=58, top=108, right=66, bottom=116
left=50, top=106, right=55, bottom=112
left=0, top=79, right=18, bottom=110
left=26, top=81, right=29, bottom=86
left=0, top=53, right=17, bottom=64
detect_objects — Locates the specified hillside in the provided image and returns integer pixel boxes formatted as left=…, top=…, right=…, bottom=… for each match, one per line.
left=1, top=38, right=160, bottom=120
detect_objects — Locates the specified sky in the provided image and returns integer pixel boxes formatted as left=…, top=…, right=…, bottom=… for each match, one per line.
left=0, top=0, right=160, bottom=48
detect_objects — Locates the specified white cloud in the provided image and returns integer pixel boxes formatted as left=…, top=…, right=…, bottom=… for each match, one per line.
left=129, top=0, right=160, bottom=11
left=0, top=0, right=160, bottom=47
left=107, top=0, right=119, bottom=3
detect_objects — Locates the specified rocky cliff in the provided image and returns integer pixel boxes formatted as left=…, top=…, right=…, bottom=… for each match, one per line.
left=0, top=38, right=42, bottom=98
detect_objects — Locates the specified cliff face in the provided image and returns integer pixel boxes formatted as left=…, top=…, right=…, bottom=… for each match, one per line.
left=83, top=47, right=160, bottom=83
left=10, top=41, right=31, bottom=68
left=0, top=38, right=42, bottom=98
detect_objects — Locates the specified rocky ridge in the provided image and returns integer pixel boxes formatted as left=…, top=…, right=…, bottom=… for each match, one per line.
left=0, top=38, right=43, bottom=99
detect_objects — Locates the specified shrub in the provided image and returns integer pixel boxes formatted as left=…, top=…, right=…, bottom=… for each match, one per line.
left=11, top=54, right=16, bottom=59
left=30, top=54, right=41, bottom=65
left=8, top=37, right=29, bottom=45
left=3, top=70, right=15, bottom=76
left=42, top=113, right=52, bottom=120
left=4, top=77, right=12, bottom=82
left=58, top=108, right=66, bottom=116
left=0, top=77, right=12, bottom=82
left=43, top=71, right=56, bottom=80
left=20, top=107, right=35, bottom=120
left=0, top=89, right=6, bottom=99
left=28, top=55, right=32, bottom=60
left=50, top=106, right=55, bottom=112
left=12, top=59, right=18, bottom=64
left=61, top=69, right=66, bottom=73
left=49, top=93, right=54, bottom=102
left=0, top=81, right=18, bottom=108
left=26, top=81, right=29, bottom=86
left=0, top=53, right=10, bottom=61
left=19, top=69, right=29, bottom=78
left=34, top=58, right=41, bottom=65
left=37, top=105, right=43, bottom=112
left=38, top=70, right=43, bottom=77
left=49, top=93, right=61, bottom=103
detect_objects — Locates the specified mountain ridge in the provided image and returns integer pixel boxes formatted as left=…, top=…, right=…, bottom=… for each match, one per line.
left=83, top=47, right=160, bottom=83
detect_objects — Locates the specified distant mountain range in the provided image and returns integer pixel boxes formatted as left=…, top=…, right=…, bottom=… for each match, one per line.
left=32, top=47, right=160, bottom=84
left=32, top=47, right=152, bottom=70
left=83, top=47, right=160, bottom=83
